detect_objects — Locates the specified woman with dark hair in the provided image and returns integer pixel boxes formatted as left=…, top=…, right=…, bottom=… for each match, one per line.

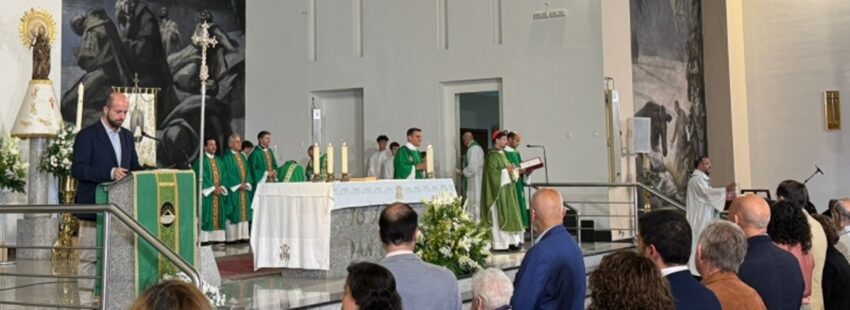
left=342, top=262, right=402, bottom=310
left=811, top=214, right=850, bottom=309
left=776, top=179, right=827, bottom=309
left=768, top=201, right=814, bottom=306
left=129, top=279, right=211, bottom=310
left=588, top=250, right=674, bottom=310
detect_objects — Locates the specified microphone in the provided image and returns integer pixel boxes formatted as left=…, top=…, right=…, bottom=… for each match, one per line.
left=816, top=165, right=824, bottom=175
left=524, top=144, right=549, bottom=184
left=804, top=165, right=825, bottom=184
left=526, top=144, right=544, bottom=148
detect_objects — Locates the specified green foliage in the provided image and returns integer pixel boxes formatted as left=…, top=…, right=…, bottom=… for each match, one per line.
left=39, top=125, right=76, bottom=177
left=416, top=193, right=491, bottom=277
left=0, top=135, right=27, bottom=193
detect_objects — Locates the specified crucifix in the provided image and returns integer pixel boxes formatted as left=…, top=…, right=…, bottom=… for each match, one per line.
left=192, top=21, right=218, bottom=247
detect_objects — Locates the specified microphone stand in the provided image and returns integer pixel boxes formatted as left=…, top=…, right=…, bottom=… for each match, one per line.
left=803, top=166, right=824, bottom=184
left=526, top=145, right=550, bottom=184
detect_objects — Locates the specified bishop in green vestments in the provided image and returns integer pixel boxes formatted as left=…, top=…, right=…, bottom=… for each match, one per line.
left=221, top=134, right=253, bottom=242
left=248, top=131, right=279, bottom=188
left=394, top=127, right=426, bottom=179
left=193, top=138, right=228, bottom=243
left=304, top=145, right=327, bottom=181
left=505, top=131, right=529, bottom=229
left=480, top=131, right=524, bottom=250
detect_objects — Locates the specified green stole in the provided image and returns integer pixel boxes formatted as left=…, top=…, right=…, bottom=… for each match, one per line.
left=305, top=153, right=327, bottom=180
left=221, top=150, right=253, bottom=223
left=480, top=149, right=524, bottom=233
left=504, top=148, right=529, bottom=228
left=462, top=141, right=481, bottom=193
left=192, top=154, right=226, bottom=231
left=248, top=147, right=279, bottom=188
left=393, top=145, right=423, bottom=179
left=278, top=160, right=306, bottom=182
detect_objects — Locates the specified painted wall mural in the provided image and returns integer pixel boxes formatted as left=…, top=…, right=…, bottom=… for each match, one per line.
left=60, top=0, right=245, bottom=168
left=630, top=0, right=707, bottom=203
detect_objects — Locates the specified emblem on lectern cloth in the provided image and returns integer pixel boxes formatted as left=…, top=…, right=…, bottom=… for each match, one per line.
left=160, top=202, right=176, bottom=227
left=279, top=244, right=291, bottom=262
left=395, top=186, right=404, bottom=201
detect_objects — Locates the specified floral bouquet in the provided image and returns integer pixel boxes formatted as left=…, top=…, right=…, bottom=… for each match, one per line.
left=0, top=135, right=27, bottom=193
left=161, top=272, right=226, bottom=307
left=416, top=193, right=491, bottom=277
left=39, top=125, right=75, bottom=177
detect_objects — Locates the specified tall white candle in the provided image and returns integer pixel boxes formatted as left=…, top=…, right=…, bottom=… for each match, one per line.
left=327, top=143, right=335, bottom=174
left=76, top=84, right=84, bottom=132
left=426, top=144, right=434, bottom=174
left=341, top=142, right=348, bottom=174
left=312, top=143, right=320, bottom=176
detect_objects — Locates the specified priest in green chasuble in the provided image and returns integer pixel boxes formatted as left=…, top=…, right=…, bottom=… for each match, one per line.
left=304, top=145, right=327, bottom=181
left=248, top=131, right=279, bottom=188
left=480, top=131, right=524, bottom=250
left=193, top=138, right=228, bottom=243
left=505, top=131, right=529, bottom=229
left=220, top=134, right=253, bottom=242
left=394, top=127, right=426, bottom=179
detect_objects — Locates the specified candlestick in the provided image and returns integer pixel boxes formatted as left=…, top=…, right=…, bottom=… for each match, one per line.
left=426, top=144, right=434, bottom=174
left=327, top=143, right=335, bottom=174
left=341, top=142, right=349, bottom=174
left=75, top=84, right=84, bottom=132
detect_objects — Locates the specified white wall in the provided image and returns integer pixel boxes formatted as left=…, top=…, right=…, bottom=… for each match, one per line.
left=246, top=0, right=607, bottom=183
left=743, top=0, right=850, bottom=209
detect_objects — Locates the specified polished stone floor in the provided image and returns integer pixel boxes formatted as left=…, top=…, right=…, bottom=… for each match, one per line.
left=0, top=241, right=633, bottom=309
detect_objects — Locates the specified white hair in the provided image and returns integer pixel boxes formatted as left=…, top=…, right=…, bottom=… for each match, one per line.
left=471, top=268, right=513, bottom=310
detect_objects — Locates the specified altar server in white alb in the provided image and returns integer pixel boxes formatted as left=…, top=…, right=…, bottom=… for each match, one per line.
left=686, top=156, right=736, bottom=274
left=459, top=132, right=484, bottom=222
left=381, top=142, right=400, bottom=180
left=367, top=135, right=391, bottom=178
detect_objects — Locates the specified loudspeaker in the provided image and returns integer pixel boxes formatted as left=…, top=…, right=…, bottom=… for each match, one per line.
left=627, top=117, right=651, bottom=154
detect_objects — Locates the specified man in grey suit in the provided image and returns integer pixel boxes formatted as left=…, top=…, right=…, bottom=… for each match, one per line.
left=379, top=203, right=462, bottom=310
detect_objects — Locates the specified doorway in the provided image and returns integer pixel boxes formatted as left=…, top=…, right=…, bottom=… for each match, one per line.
left=311, top=88, right=365, bottom=177
left=458, top=91, right=500, bottom=154
left=439, top=78, right=502, bottom=182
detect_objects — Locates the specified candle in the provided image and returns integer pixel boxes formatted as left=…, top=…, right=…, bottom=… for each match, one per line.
left=312, top=143, right=320, bottom=176
left=274, top=145, right=279, bottom=162
left=426, top=144, right=434, bottom=174
left=341, top=142, right=348, bottom=174
left=327, top=143, right=335, bottom=174
left=76, top=84, right=84, bottom=132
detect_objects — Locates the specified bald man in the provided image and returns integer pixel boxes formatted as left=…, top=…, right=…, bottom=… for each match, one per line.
left=731, top=195, right=804, bottom=310
left=831, top=199, right=850, bottom=262
left=511, top=189, right=585, bottom=310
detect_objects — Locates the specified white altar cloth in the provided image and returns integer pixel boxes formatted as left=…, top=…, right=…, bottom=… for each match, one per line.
left=250, top=179, right=456, bottom=270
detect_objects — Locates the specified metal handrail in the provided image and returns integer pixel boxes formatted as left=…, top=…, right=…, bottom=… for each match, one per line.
left=530, top=182, right=686, bottom=211
left=0, top=204, right=202, bottom=309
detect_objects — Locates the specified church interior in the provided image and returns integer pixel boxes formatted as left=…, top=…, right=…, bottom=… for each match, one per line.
left=1, top=0, right=849, bottom=309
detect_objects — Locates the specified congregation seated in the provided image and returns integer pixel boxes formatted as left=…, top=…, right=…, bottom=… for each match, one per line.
left=767, top=201, right=813, bottom=306
left=695, top=220, right=766, bottom=309
left=588, top=250, right=675, bottom=310
left=342, top=262, right=402, bottom=310
left=510, top=188, right=585, bottom=310
left=831, top=198, right=850, bottom=262
left=637, top=209, right=720, bottom=310
left=378, top=203, right=461, bottom=310
left=730, top=195, right=804, bottom=309
left=129, top=280, right=211, bottom=310
left=471, top=268, right=514, bottom=310
left=811, top=214, right=850, bottom=309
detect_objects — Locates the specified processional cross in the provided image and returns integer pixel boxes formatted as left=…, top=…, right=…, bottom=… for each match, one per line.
left=192, top=22, right=218, bottom=247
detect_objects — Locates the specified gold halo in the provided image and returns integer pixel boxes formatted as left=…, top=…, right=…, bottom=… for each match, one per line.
left=19, top=8, right=56, bottom=47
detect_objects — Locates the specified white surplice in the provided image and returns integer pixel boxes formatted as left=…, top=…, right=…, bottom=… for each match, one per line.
left=462, top=143, right=484, bottom=222
left=380, top=155, right=395, bottom=179
left=367, top=149, right=390, bottom=177
left=686, top=169, right=726, bottom=275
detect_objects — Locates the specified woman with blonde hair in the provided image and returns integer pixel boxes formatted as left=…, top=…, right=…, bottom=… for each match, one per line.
left=588, top=250, right=675, bottom=310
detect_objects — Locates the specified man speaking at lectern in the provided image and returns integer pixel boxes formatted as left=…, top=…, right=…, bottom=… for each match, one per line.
left=71, top=91, right=141, bottom=301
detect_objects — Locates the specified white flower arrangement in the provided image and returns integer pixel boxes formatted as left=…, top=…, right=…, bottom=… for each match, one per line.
left=0, top=135, right=27, bottom=193
left=161, top=272, right=226, bottom=307
left=39, top=125, right=75, bottom=177
left=416, top=193, right=491, bottom=276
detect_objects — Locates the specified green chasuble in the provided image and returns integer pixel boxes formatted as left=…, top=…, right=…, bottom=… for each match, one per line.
left=393, top=144, right=424, bottom=179
left=304, top=153, right=327, bottom=180
left=278, top=160, right=306, bottom=182
left=220, top=150, right=253, bottom=224
left=192, top=154, right=227, bottom=231
left=248, top=147, right=279, bottom=187
left=480, top=149, right=524, bottom=233
left=504, top=148, right=529, bottom=229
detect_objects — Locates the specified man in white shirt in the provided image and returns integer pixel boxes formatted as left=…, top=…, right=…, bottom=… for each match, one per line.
left=831, top=198, right=850, bottom=262
left=686, top=156, right=735, bottom=274
left=381, top=142, right=400, bottom=180
left=367, top=135, right=390, bottom=178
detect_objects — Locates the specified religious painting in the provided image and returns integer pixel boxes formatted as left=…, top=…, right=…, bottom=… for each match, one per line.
left=60, top=0, right=246, bottom=168
left=630, top=0, right=706, bottom=203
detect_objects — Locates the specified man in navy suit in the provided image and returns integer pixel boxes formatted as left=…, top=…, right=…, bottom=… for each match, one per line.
left=638, top=209, right=721, bottom=310
left=511, top=188, right=585, bottom=310
left=730, top=195, right=804, bottom=310
left=71, top=92, right=140, bottom=302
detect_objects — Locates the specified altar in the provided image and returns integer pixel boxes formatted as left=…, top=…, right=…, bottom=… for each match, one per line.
left=250, top=179, right=456, bottom=278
